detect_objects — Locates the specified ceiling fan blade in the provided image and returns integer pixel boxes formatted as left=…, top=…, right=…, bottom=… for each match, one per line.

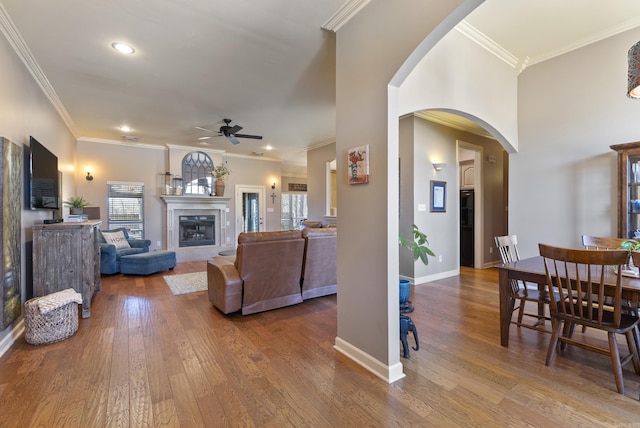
left=234, top=133, right=263, bottom=140
left=227, top=125, right=243, bottom=134
left=198, top=136, right=213, bottom=140
left=226, top=135, right=241, bottom=145
left=195, top=126, right=214, bottom=132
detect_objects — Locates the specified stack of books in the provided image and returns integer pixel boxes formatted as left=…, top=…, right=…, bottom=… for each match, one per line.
left=65, top=214, right=88, bottom=223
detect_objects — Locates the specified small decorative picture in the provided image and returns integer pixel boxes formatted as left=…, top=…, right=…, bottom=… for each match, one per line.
left=430, top=180, right=446, bottom=212
left=347, top=144, right=369, bottom=184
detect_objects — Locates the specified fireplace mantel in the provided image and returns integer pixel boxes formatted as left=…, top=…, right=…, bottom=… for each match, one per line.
left=161, top=195, right=232, bottom=262
left=161, top=195, right=231, bottom=204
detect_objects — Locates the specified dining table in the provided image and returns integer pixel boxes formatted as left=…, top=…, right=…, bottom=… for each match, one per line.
left=496, top=255, right=640, bottom=347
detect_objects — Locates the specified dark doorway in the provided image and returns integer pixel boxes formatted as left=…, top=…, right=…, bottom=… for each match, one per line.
left=460, top=189, right=474, bottom=267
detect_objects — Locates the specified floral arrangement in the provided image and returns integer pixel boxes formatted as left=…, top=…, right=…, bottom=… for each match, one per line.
left=211, top=163, right=231, bottom=180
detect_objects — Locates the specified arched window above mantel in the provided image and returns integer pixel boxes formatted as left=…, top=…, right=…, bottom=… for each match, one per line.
left=182, top=151, right=214, bottom=195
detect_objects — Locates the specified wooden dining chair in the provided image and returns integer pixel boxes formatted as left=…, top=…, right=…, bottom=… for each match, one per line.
left=581, top=235, right=627, bottom=332
left=582, top=235, right=639, bottom=330
left=581, top=235, right=628, bottom=251
left=495, top=235, right=551, bottom=332
left=539, top=243, right=640, bottom=394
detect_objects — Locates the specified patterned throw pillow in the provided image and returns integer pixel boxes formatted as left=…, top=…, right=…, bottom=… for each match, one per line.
left=101, top=230, right=131, bottom=249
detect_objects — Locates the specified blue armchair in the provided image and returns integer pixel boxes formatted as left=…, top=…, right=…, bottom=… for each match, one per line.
left=99, top=228, right=151, bottom=274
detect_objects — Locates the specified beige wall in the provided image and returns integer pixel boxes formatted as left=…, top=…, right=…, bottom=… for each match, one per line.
left=281, top=175, right=307, bottom=193
left=513, top=27, right=640, bottom=258
left=334, top=0, right=483, bottom=380
left=76, top=140, right=166, bottom=247
left=398, top=115, right=506, bottom=281
left=76, top=141, right=283, bottom=248
left=0, top=29, right=78, bottom=348
left=306, top=142, right=335, bottom=223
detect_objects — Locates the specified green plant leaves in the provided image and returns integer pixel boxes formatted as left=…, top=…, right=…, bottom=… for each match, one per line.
left=399, top=223, right=436, bottom=266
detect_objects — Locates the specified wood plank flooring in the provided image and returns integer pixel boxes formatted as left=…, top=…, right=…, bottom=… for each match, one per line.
left=0, top=263, right=638, bottom=427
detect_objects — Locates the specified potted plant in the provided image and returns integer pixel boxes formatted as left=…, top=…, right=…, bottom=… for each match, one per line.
left=63, top=196, right=90, bottom=215
left=210, top=163, right=231, bottom=196
left=398, top=223, right=436, bottom=304
left=620, top=239, right=640, bottom=270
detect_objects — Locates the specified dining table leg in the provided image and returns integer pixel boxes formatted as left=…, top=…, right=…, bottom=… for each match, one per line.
left=498, top=268, right=510, bottom=347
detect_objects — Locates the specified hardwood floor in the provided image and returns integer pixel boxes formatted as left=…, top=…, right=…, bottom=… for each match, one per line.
left=0, top=264, right=638, bottom=427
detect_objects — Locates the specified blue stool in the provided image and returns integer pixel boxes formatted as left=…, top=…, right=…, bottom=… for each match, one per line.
left=120, top=250, right=176, bottom=275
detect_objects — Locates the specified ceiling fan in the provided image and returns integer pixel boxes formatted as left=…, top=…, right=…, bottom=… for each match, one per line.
left=196, top=118, right=263, bottom=145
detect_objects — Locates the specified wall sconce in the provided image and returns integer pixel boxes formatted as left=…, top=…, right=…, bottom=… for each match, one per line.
left=432, top=163, right=446, bottom=171
left=271, top=181, right=276, bottom=190
left=86, top=171, right=94, bottom=181
left=628, top=41, right=640, bottom=98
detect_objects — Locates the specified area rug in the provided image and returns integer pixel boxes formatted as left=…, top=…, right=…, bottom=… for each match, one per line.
left=163, top=271, right=207, bottom=295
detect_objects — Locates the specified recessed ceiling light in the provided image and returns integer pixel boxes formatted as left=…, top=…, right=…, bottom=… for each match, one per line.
left=119, top=125, right=131, bottom=132
left=265, top=145, right=273, bottom=151
left=111, top=42, right=135, bottom=55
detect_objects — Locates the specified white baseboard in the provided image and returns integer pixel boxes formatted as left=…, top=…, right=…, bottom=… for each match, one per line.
left=0, top=318, right=24, bottom=358
left=413, top=268, right=460, bottom=285
left=334, top=336, right=405, bottom=383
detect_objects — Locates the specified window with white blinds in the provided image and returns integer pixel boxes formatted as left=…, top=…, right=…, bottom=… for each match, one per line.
left=107, top=182, right=144, bottom=239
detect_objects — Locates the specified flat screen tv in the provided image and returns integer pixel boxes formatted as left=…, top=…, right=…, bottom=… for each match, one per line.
left=26, top=136, right=60, bottom=210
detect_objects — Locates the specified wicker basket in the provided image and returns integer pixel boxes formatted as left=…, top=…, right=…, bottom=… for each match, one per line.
left=24, top=298, right=79, bottom=345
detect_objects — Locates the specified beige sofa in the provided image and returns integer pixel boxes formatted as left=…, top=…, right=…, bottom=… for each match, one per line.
left=207, top=228, right=337, bottom=315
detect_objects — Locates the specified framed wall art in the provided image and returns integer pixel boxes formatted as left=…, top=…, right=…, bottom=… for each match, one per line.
left=0, top=137, right=22, bottom=328
left=430, top=180, right=446, bottom=212
left=347, top=144, right=369, bottom=184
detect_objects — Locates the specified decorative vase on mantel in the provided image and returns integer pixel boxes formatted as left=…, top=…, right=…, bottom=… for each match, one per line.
left=214, top=179, right=225, bottom=197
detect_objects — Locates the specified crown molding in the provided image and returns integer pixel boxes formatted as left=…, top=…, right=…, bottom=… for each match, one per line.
left=306, top=137, right=336, bottom=152
left=321, top=0, right=371, bottom=32
left=455, top=20, right=519, bottom=70
left=457, top=16, right=640, bottom=74
left=528, top=16, right=640, bottom=66
left=0, top=3, right=77, bottom=138
left=415, top=111, right=494, bottom=140
left=79, top=137, right=165, bottom=150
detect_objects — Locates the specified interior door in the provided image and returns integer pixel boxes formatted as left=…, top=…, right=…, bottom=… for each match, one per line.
left=235, top=185, right=266, bottom=243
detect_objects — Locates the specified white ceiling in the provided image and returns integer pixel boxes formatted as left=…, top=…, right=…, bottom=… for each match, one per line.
left=1, top=0, right=639, bottom=167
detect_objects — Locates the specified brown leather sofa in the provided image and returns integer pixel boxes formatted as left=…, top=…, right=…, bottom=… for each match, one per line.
left=207, top=228, right=337, bottom=315
left=301, top=228, right=337, bottom=300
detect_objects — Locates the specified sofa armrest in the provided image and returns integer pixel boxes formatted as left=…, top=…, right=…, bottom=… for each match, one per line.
left=207, top=257, right=242, bottom=314
left=99, top=242, right=116, bottom=256
left=128, top=239, right=151, bottom=251
left=99, top=243, right=118, bottom=274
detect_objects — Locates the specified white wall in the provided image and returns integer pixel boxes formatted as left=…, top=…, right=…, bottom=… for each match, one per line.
left=398, top=27, right=518, bottom=152
left=0, top=29, right=77, bottom=348
left=513, top=27, right=640, bottom=258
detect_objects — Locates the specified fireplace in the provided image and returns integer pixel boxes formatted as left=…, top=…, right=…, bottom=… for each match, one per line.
left=179, top=215, right=215, bottom=247
left=161, top=196, right=231, bottom=262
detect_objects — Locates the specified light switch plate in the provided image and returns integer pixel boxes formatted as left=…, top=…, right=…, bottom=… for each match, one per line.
left=418, top=204, right=427, bottom=211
